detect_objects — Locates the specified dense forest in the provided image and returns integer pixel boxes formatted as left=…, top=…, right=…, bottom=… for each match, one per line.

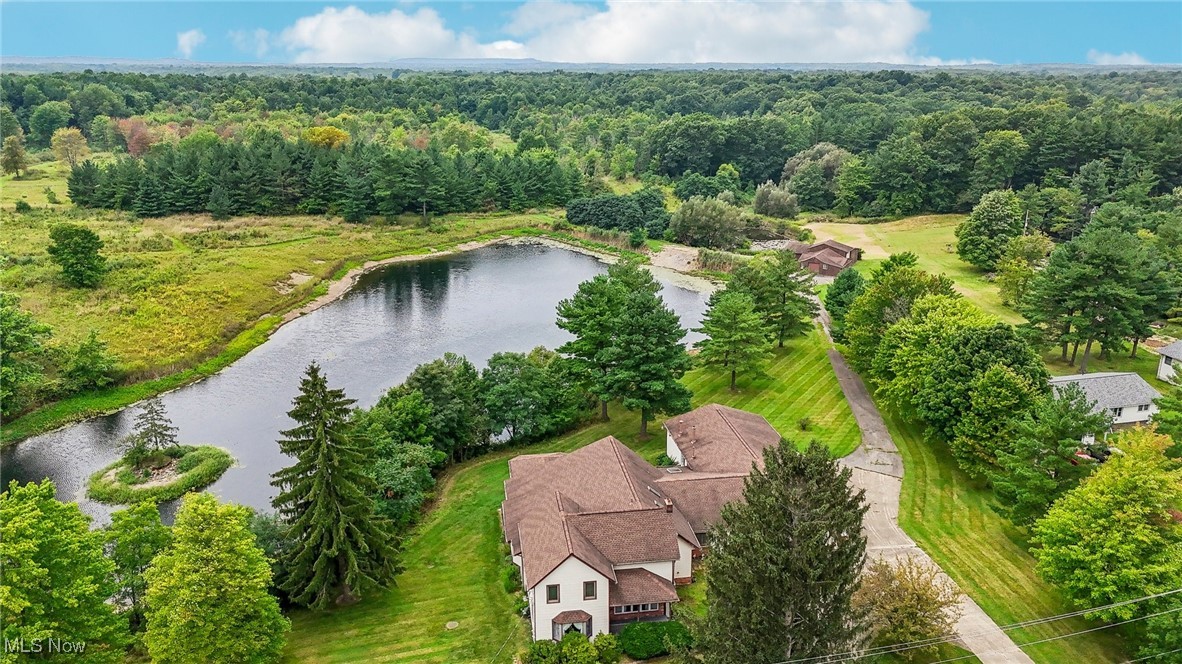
left=3, top=69, right=1181, bottom=222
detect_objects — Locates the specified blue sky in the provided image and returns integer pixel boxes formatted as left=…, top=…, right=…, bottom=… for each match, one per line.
left=2, top=1, right=1179, bottom=65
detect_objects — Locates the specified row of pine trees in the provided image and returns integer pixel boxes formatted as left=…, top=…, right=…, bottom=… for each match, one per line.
left=66, top=135, right=586, bottom=221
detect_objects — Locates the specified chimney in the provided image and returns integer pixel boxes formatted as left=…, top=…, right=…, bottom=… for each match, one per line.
left=664, top=498, right=673, bottom=513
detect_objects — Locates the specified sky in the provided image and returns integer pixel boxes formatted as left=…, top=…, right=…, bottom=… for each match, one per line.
left=2, top=1, right=1180, bottom=66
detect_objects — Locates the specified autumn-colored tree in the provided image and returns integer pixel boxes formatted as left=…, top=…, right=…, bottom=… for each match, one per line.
left=303, top=126, right=350, bottom=149
left=116, top=118, right=155, bottom=157
left=51, top=126, right=91, bottom=167
left=1, top=131, right=28, bottom=176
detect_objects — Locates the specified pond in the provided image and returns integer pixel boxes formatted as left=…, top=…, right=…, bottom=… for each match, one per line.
left=0, top=241, right=712, bottom=524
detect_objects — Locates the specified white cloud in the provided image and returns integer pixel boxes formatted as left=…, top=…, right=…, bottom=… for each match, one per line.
left=1086, top=48, right=1149, bottom=65
left=230, top=28, right=272, bottom=59
left=176, top=28, right=206, bottom=59
left=270, top=1, right=980, bottom=65
left=279, top=6, right=524, bottom=63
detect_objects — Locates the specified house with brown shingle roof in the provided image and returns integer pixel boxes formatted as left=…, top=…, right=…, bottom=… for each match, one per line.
left=501, top=404, right=780, bottom=641
left=789, top=238, right=861, bottom=276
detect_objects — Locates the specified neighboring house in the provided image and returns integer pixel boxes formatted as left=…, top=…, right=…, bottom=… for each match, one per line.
left=501, top=404, right=780, bottom=641
left=1048, top=372, right=1161, bottom=440
left=787, top=239, right=861, bottom=276
left=1156, top=340, right=1182, bottom=383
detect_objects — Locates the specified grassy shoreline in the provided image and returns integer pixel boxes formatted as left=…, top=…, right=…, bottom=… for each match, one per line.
left=87, top=445, right=235, bottom=504
left=1, top=214, right=572, bottom=447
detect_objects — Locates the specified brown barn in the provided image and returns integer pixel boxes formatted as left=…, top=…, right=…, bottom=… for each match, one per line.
left=790, top=239, right=860, bottom=276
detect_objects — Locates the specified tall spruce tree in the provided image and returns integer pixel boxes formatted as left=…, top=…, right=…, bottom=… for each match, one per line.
left=601, top=287, right=692, bottom=436
left=271, top=363, right=401, bottom=608
left=694, top=443, right=868, bottom=663
left=694, top=291, right=772, bottom=390
left=131, top=397, right=179, bottom=453
left=765, top=251, right=819, bottom=346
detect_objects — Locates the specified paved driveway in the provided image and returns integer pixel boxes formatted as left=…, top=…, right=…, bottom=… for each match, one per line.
left=826, top=341, right=1034, bottom=663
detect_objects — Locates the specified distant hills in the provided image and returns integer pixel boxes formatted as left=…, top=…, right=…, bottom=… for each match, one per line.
left=2, top=56, right=1179, bottom=76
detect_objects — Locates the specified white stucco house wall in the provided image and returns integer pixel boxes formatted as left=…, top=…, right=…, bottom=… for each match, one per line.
left=1156, top=340, right=1182, bottom=383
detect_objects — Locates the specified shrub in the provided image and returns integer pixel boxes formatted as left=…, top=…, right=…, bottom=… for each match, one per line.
left=522, top=640, right=562, bottom=664
left=656, top=453, right=676, bottom=467
left=44, top=187, right=59, bottom=204
left=14, top=200, right=32, bottom=212
left=618, top=620, right=691, bottom=659
left=798, top=417, right=812, bottom=431
left=628, top=228, right=646, bottom=248
left=500, top=561, right=522, bottom=594
left=592, top=633, right=622, bottom=663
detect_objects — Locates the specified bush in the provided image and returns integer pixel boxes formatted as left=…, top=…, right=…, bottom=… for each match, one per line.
left=592, top=633, right=621, bottom=663
left=618, top=620, right=691, bottom=659
left=656, top=453, right=676, bottom=467
left=628, top=228, right=646, bottom=248
left=500, top=561, right=522, bottom=593
left=522, top=640, right=562, bottom=664
left=798, top=417, right=812, bottom=431
left=14, top=200, right=32, bottom=212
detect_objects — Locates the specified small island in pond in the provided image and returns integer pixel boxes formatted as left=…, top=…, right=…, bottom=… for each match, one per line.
left=87, top=398, right=233, bottom=504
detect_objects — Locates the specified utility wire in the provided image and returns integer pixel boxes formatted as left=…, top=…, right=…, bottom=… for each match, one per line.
left=774, top=587, right=1182, bottom=664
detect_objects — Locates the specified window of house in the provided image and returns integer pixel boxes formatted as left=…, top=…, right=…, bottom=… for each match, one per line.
left=1138, top=404, right=1151, bottom=412
left=1111, top=407, right=1124, bottom=417
left=1166, top=357, right=1174, bottom=366
left=583, top=581, right=597, bottom=600
left=546, top=585, right=560, bottom=603
left=613, top=603, right=660, bottom=614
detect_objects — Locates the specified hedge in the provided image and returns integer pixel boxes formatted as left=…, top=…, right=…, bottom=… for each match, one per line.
left=618, top=620, right=692, bottom=659
left=87, top=445, right=234, bottom=504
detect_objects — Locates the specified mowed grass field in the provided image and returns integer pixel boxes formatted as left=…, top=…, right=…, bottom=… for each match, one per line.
left=808, top=215, right=1022, bottom=323
left=284, top=328, right=860, bottom=663
left=890, top=414, right=1129, bottom=663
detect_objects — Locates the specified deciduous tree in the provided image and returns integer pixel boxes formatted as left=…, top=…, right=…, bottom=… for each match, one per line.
left=853, top=558, right=962, bottom=661
left=955, top=189, right=1024, bottom=270
left=105, top=501, right=171, bottom=631
left=1, top=132, right=28, bottom=176
left=1, top=480, right=129, bottom=662
left=144, top=492, right=289, bottom=663
left=47, top=222, right=107, bottom=288
left=51, top=126, right=90, bottom=167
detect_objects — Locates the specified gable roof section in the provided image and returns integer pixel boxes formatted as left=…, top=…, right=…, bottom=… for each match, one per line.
left=503, top=436, right=702, bottom=589
left=1048, top=372, right=1161, bottom=412
left=816, top=238, right=857, bottom=254
left=654, top=472, right=747, bottom=533
left=609, top=568, right=680, bottom=606
left=1159, top=339, right=1182, bottom=361
left=663, top=403, right=781, bottom=473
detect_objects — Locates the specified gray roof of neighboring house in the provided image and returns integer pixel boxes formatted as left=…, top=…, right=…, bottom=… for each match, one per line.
left=1158, top=340, right=1182, bottom=360
left=1048, top=372, right=1161, bottom=411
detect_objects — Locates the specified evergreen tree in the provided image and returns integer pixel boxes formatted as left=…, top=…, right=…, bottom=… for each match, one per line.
left=271, top=363, right=401, bottom=608
left=694, top=291, right=772, bottom=390
left=601, top=288, right=693, bottom=436
left=144, top=493, right=289, bottom=663
left=132, top=171, right=167, bottom=218
left=765, top=251, right=819, bottom=346
left=992, top=383, right=1110, bottom=526
left=823, top=268, right=866, bottom=342
left=694, top=443, right=867, bottom=663
left=105, top=501, right=171, bottom=632
left=207, top=183, right=232, bottom=220
left=131, top=397, right=179, bottom=453
left=67, top=160, right=102, bottom=206
left=300, top=150, right=339, bottom=214
left=1, top=480, right=130, bottom=662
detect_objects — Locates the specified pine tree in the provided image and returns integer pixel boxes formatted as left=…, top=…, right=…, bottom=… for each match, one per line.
left=206, top=183, right=232, bottom=220
left=132, top=397, right=179, bottom=453
left=601, top=288, right=693, bottom=436
left=271, top=363, right=401, bottom=608
left=694, top=443, right=867, bottom=663
left=67, top=160, right=102, bottom=206
left=766, top=251, right=820, bottom=346
left=133, top=171, right=167, bottom=218
left=694, top=291, right=772, bottom=390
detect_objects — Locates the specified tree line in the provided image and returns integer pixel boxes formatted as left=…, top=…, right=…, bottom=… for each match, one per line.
left=66, top=131, right=585, bottom=221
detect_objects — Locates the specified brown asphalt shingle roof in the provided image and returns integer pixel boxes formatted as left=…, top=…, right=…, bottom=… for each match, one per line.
left=609, top=568, right=680, bottom=606
left=663, top=404, right=782, bottom=473
left=553, top=610, right=593, bottom=624
left=655, top=472, right=747, bottom=533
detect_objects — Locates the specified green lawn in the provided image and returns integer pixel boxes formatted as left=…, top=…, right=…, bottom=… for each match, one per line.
left=284, top=327, right=859, bottom=662
left=890, top=414, right=1129, bottom=663
left=809, top=215, right=1022, bottom=324
left=1044, top=346, right=1164, bottom=387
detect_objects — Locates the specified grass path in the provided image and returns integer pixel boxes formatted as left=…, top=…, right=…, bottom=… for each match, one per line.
left=284, top=329, right=859, bottom=662
left=890, top=415, right=1128, bottom=663
left=808, top=215, right=1021, bottom=323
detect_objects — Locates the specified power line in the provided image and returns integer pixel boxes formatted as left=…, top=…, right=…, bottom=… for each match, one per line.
left=774, top=587, right=1182, bottom=664
left=1120, top=647, right=1182, bottom=663
left=922, top=605, right=1182, bottom=664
